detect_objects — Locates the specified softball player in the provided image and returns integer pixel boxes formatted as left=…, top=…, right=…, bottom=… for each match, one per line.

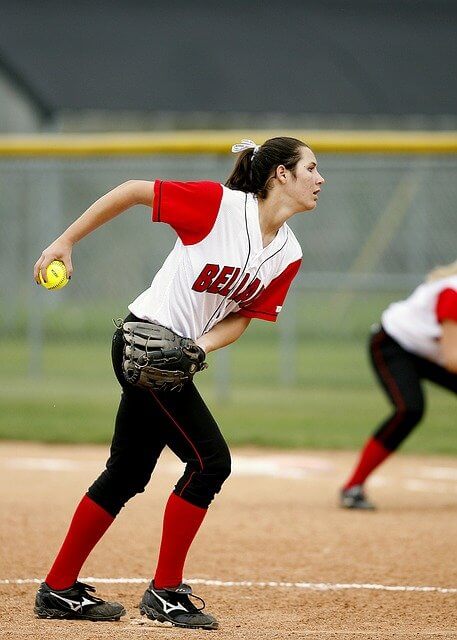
left=341, top=261, right=457, bottom=510
left=33, top=137, right=324, bottom=628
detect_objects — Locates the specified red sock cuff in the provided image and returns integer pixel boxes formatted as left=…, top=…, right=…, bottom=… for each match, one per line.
left=344, top=438, right=391, bottom=490
left=153, top=493, right=207, bottom=590
left=46, top=494, right=114, bottom=590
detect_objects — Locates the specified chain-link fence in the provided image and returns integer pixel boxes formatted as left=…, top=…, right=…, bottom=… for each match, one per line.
left=1, top=151, right=456, bottom=392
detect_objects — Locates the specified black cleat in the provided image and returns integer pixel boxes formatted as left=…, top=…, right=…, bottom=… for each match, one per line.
left=34, top=581, right=126, bottom=621
left=340, top=484, right=376, bottom=510
left=140, top=581, right=218, bottom=630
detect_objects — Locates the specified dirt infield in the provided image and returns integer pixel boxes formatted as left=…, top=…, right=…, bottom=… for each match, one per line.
left=0, top=441, right=456, bottom=639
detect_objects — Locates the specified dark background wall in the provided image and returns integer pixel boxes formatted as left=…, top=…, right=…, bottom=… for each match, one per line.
left=0, top=0, right=455, bottom=123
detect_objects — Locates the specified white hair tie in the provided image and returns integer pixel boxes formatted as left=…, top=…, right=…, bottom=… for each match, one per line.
left=231, top=139, right=260, bottom=157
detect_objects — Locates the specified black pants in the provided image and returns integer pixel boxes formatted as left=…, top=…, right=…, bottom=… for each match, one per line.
left=88, top=315, right=231, bottom=517
left=369, top=325, right=457, bottom=451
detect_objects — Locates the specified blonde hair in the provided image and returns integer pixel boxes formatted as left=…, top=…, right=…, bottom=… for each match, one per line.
left=426, top=260, right=457, bottom=282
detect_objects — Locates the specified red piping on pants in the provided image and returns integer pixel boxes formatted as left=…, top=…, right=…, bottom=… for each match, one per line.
left=371, top=331, right=407, bottom=441
left=149, top=390, right=204, bottom=496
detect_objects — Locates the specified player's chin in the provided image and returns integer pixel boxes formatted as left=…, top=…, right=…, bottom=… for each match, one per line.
left=302, top=199, right=318, bottom=212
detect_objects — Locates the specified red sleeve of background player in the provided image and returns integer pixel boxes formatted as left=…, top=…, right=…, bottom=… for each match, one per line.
left=238, top=259, right=302, bottom=322
left=436, top=288, right=457, bottom=323
left=152, top=180, right=223, bottom=245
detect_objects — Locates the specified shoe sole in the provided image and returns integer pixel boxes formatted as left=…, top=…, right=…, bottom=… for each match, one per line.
left=34, top=605, right=126, bottom=621
left=340, top=501, right=376, bottom=510
left=139, top=603, right=218, bottom=630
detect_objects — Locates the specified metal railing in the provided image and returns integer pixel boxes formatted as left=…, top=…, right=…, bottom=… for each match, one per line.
left=1, top=131, right=456, bottom=393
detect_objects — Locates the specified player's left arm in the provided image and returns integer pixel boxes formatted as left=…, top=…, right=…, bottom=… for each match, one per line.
left=441, top=320, right=457, bottom=373
left=195, top=313, right=251, bottom=354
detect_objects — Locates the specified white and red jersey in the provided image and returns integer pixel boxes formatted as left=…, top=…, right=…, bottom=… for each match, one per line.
left=129, top=181, right=302, bottom=340
left=382, top=275, right=457, bottom=364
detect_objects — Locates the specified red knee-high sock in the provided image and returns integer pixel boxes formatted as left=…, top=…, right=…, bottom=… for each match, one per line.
left=343, top=437, right=391, bottom=490
left=45, top=494, right=114, bottom=590
left=153, top=493, right=207, bottom=589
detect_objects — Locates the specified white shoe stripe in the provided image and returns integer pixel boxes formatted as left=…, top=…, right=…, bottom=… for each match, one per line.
left=50, top=592, right=96, bottom=612
left=152, top=590, right=189, bottom=615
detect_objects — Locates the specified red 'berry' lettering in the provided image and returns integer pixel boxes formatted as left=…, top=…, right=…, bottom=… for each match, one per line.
left=207, top=266, right=236, bottom=294
left=192, top=264, right=220, bottom=292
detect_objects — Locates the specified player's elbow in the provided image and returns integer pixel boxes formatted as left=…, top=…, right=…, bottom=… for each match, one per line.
left=121, top=180, right=155, bottom=207
left=442, top=342, right=457, bottom=373
left=440, top=320, right=457, bottom=373
left=443, top=354, right=457, bottom=374
left=230, top=314, right=251, bottom=342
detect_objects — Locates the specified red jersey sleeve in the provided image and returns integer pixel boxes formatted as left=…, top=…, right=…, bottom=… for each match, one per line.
left=152, top=180, right=223, bottom=245
left=436, top=288, right=457, bottom=323
left=238, top=259, right=302, bottom=322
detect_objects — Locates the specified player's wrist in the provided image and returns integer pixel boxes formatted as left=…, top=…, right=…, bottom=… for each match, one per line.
left=59, top=231, right=77, bottom=246
left=195, top=339, right=210, bottom=355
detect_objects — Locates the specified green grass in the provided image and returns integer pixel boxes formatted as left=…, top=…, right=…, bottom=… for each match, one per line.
left=0, top=337, right=455, bottom=454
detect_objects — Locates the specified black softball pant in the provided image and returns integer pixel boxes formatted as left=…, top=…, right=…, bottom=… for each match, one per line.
left=369, top=325, right=457, bottom=451
left=87, top=315, right=231, bottom=517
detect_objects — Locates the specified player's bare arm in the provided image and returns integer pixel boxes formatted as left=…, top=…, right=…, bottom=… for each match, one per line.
left=196, top=313, right=251, bottom=354
left=34, top=180, right=154, bottom=282
left=441, top=319, right=457, bottom=373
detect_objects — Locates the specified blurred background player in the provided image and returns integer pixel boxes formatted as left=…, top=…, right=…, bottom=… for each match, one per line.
left=341, top=261, right=457, bottom=510
left=32, top=137, right=324, bottom=627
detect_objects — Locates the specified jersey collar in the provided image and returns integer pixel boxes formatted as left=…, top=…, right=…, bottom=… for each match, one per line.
left=247, top=193, right=287, bottom=260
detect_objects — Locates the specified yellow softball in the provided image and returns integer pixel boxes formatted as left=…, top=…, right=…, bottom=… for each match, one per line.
left=39, top=260, right=69, bottom=290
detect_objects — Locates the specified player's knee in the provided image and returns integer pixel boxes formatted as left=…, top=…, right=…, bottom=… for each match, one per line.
left=207, top=464, right=231, bottom=503
left=88, top=467, right=152, bottom=516
left=206, top=448, right=232, bottom=485
left=397, top=403, right=424, bottom=426
left=194, top=458, right=231, bottom=497
left=385, top=405, right=424, bottom=449
left=207, top=463, right=231, bottom=492
left=127, top=471, right=153, bottom=497
left=177, top=450, right=231, bottom=507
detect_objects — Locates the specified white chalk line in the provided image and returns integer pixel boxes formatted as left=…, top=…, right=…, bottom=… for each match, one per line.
left=1, top=577, right=456, bottom=594
left=0, top=454, right=332, bottom=479
left=3, top=456, right=457, bottom=488
left=4, top=456, right=457, bottom=496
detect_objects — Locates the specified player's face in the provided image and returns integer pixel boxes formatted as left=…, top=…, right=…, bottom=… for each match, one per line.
left=286, top=146, right=325, bottom=212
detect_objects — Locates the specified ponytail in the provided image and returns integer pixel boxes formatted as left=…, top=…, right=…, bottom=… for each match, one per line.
left=225, top=136, right=307, bottom=199
left=225, top=148, right=257, bottom=194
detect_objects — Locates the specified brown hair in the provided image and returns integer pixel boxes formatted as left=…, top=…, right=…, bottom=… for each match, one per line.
left=225, top=136, right=307, bottom=199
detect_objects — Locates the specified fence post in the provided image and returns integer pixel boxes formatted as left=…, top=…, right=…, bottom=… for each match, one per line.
left=406, top=158, right=427, bottom=278
left=27, top=162, right=62, bottom=377
left=279, top=291, right=297, bottom=386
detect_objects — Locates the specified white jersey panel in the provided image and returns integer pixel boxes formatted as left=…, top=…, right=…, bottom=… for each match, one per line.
left=129, top=185, right=302, bottom=340
left=382, top=275, right=457, bottom=364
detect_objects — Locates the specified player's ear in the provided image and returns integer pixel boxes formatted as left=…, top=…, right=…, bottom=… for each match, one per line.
left=275, top=164, right=287, bottom=183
